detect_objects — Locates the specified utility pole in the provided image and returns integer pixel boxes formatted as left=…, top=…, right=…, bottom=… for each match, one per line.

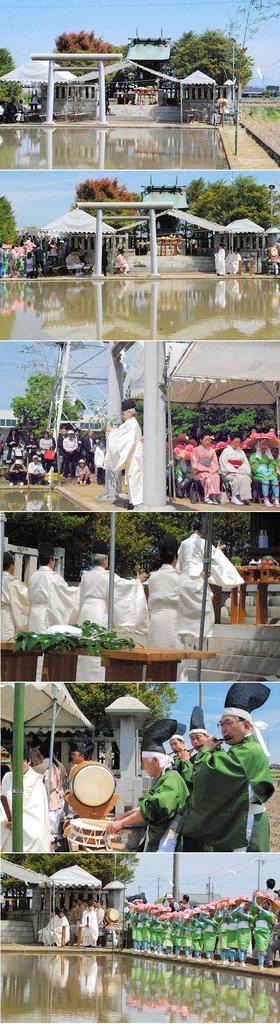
left=173, top=853, right=180, bottom=902
left=234, top=77, right=240, bottom=157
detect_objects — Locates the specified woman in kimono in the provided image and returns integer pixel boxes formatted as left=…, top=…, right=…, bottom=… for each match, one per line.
left=249, top=439, right=280, bottom=507
left=106, top=399, right=143, bottom=508
left=191, top=435, right=220, bottom=504
left=1, top=551, right=29, bottom=640
left=219, top=436, right=252, bottom=505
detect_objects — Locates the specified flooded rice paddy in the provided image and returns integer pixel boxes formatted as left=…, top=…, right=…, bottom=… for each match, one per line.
left=0, top=278, right=278, bottom=341
left=2, top=953, right=278, bottom=1023
left=0, top=126, right=228, bottom=171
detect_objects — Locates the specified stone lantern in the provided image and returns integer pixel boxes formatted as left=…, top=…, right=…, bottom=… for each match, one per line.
left=105, top=694, right=151, bottom=811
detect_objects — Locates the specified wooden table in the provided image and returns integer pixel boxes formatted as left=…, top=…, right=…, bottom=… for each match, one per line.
left=103, top=647, right=216, bottom=681
left=230, top=564, right=280, bottom=625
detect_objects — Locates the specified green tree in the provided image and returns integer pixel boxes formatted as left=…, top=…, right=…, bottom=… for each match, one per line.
left=5, top=510, right=252, bottom=572
left=186, top=175, right=280, bottom=228
left=0, top=48, right=15, bottom=76
left=171, top=404, right=276, bottom=439
left=170, top=30, right=254, bottom=85
left=1, top=852, right=138, bottom=886
left=68, top=682, right=177, bottom=734
left=11, top=371, right=84, bottom=436
left=0, top=195, right=17, bottom=244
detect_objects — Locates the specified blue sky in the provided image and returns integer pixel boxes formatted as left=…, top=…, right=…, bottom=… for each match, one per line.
left=2, top=0, right=280, bottom=83
left=0, top=341, right=136, bottom=408
left=169, top=682, right=280, bottom=763
left=1, top=170, right=280, bottom=230
left=130, top=851, right=280, bottom=900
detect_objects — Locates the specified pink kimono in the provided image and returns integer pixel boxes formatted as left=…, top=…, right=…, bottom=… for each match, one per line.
left=191, top=444, right=220, bottom=499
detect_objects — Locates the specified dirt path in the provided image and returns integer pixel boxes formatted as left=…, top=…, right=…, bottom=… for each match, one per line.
left=268, top=787, right=280, bottom=852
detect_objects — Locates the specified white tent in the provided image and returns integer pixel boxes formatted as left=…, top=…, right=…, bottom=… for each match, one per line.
left=0, top=681, right=92, bottom=732
left=0, top=61, right=76, bottom=85
left=50, top=865, right=102, bottom=889
left=160, top=208, right=225, bottom=233
left=124, top=341, right=280, bottom=407
left=43, top=207, right=115, bottom=237
left=225, top=218, right=265, bottom=234
left=0, top=859, right=50, bottom=886
left=182, top=70, right=216, bottom=85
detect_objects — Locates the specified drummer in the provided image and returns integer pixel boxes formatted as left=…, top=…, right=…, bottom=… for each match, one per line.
left=106, top=720, right=189, bottom=852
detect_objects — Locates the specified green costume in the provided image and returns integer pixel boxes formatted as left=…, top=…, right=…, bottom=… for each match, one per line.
left=139, top=768, right=189, bottom=852
left=249, top=450, right=278, bottom=484
left=191, top=918, right=204, bottom=953
left=179, top=735, right=274, bottom=852
left=172, top=754, right=194, bottom=788
left=162, top=922, right=173, bottom=952
left=200, top=914, right=218, bottom=954
left=252, top=901, right=275, bottom=954
left=171, top=921, right=182, bottom=952
left=181, top=919, right=193, bottom=952
left=218, top=914, right=230, bottom=953
left=231, top=905, right=252, bottom=952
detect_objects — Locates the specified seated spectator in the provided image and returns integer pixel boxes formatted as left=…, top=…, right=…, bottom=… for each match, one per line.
left=27, top=454, right=45, bottom=484
left=75, top=458, right=91, bottom=485
left=219, top=436, right=252, bottom=506
left=115, top=249, right=129, bottom=275
left=191, top=435, right=220, bottom=504
left=8, top=459, right=27, bottom=486
left=249, top=438, right=280, bottom=507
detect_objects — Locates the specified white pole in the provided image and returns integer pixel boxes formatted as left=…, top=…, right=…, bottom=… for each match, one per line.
left=46, top=60, right=54, bottom=124
left=99, top=60, right=106, bottom=125
left=97, top=129, right=106, bottom=169
left=180, top=81, right=183, bottom=125
left=55, top=342, right=71, bottom=440
left=150, top=281, right=158, bottom=340
left=95, top=209, right=104, bottom=277
left=95, top=281, right=104, bottom=338
left=108, top=512, right=116, bottom=630
left=143, top=342, right=167, bottom=507
left=46, top=127, right=53, bottom=170
left=0, top=512, right=7, bottom=598
left=149, top=208, right=159, bottom=277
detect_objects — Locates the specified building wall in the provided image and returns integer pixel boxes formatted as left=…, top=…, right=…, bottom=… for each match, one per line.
left=41, top=84, right=98, bottom=119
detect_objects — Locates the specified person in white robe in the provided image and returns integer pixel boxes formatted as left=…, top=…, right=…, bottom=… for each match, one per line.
left=0, top=748, right=51, bottom=853
left=106, top=399, right=143, bottom=508
left=28, top=542, right=79, bottom=633
left=215, top=246, right=226, bottom=276
left=79, top=959, right=98, bottom=997
left=80, top=903, right=99, bottom=946
left=219, top=437, right=252, bottom=505
left=177, top=525, right=244, bottom=645
left=147, top=534, right=183, bottom=650
left=39, top=910, right=70, bottom=947
left=1, top=551, right=30, bottom=640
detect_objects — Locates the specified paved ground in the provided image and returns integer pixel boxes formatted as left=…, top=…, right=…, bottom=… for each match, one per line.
left=220, top=125, right=278, bottom=168
left=1, top=481, right=278, bottom=513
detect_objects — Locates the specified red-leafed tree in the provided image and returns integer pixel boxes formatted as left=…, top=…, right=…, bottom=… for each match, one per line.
left=55, top=31, right=117, bottom=54
left=75, top=177, right=138, bottom=203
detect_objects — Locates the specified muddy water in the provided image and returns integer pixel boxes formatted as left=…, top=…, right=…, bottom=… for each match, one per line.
left=0, top=278, right=279, bottom=340
left=0, top=127, right=228, bottom=171
left=2, top=952, right=278, bottom=1023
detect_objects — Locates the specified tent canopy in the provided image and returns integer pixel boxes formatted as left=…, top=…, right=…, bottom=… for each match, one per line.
left=50, top=865, right=102, bottom=888
left=161, top=208, right=225, bottom=233
left=80, top=59, right=133, bottom=83
left=0, top=61, right=76, bottom=85
left=0, top=859, right=50, bottom=886
left=0, top=681, right=92, bottom=732
left=43, top=207, right=115, bottom=237
left=124, top=342, right=279, bottom=407
left=182, top=70, right=216, bottom=85
left=225, top=218, right=265, bottom=234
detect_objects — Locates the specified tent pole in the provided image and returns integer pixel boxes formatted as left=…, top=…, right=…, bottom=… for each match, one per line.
left=276, top=384, right=280, bottom=438
left=0, top=512, right=7, bottom=602
left=180, top=82, right=183, bottom=125
left=12, top=684, right=25, bottom=852
left=55, top=342, right=71, bottom=442
left=108, top=512, right=116, bottom=629
left=195, top=514, right=213, bottom=685
left=46, top=60, right=54, bottom=124
left=48, top=688, right=58, bottom=805
left=167, top=384, right=175, bottom=500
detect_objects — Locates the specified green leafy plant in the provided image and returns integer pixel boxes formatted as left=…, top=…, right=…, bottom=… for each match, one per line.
left=13, top=621, right=135, bottom=656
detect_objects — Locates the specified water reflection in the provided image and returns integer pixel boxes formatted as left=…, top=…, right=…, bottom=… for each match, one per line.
left=0, top=127, right=228, bottom=171
left=0, top=489, right=77, bottom=512
left=1, top=953, right=278, bottom=1023
left=0, top=278, right=279, bottom=341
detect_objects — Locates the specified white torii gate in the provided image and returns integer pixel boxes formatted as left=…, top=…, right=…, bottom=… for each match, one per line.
left=31, top=52, right=123, bottom=125
left=77, top=200, right=175, bottom=277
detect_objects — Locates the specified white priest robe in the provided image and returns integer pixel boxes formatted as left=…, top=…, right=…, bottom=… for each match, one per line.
left=1, top=571, right=30, bottom=640
left=80, top=908, right=98, bottom=946
left=0, top=766, right=51, bottom=853
left=147, top=565, right=183, bottom=649
left=39, top=914, right=70, bottom=947
left=177, top=533, right=244, bottom=639
left=106, top=417, right=143, bottom=507
left=76, top=566, right=148, bottom=680
left=28, top=566, right=79, bottom=633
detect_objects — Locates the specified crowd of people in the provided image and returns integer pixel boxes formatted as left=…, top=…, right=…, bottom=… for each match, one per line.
left=173, top=429, right=280, bottom=507
left=2, top=427, right=105, bottom=487
left=127, top=886, right=280, bottom=969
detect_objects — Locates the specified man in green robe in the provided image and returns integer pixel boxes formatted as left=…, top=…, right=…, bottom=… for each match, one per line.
left=178, top=684, right=274, bottom=853
left=107, top=718, right=189, bottom=852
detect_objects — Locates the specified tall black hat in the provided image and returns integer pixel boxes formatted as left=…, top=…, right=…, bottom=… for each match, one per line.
left=38, top=542, right=55, bottom=559
left=92, top=540, right=108, bottom=556
left=189, top=705, right=207, bottom=734
left=142, top=719, right=186, bottom=755
left=160, top=534, right=179, bottom=559
left=224, top=683, right=270, bottom=716
left=121, top=398, right=136, bottom=412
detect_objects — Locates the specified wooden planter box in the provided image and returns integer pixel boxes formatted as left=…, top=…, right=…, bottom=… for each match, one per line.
left=1, top=643, right=38, bottom=682
left=42, top=646, right=100, bottom=681
left=103, top=647, right=217, bottom=682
